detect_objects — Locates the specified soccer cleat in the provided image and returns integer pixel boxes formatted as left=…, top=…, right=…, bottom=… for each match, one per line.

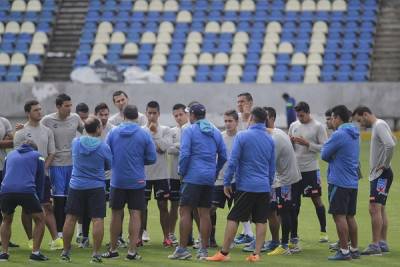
left=163, top=238, right=173, bottom=248
left=319, top=232, right=329, bottom=243
left=169, top=233, right=178, bottom=246
left=361, top=244, right=382, bottom=256
left=142, top=230, right=150, bottom=242
left=101, top=250, right=119, bottom=259
left=126, top=252, right=142, bottom=261
left=379, top=241, right=390, bottom=253
left=242, top=239, right=271, bottom=252
left=117, top=237, right=127, bottom=248
left=267, top=245, right=292, bottom=256
left=196, top=248, right=208, bottom=260
left=168, top=247, right=192, bottom=260
left=351, top=250, right=361, bottom=259
left=329, top=241, right=339, bottom=251
left=193, top=238, right=201, bottom=249
left=206, top=251, right=230, bottom=262
left=2, top=241, right=20, bottom=248
left=50, top=237, right=64, bottom=251
left=246, top=254, right=261, bottom=262
left=0, top=252, right=9, bottom=261
left=60, top=252, right=71, bottom=263
left=30, top=252, right=49, bottom=261
left=76, top=233, right=83, bottom=244
left=328, top=250, right=352, bottom=261
left=263, top=240, right=280, bottom=252
left=90, top=255, right=103, bottom=263
left=28, top=239, right=33, bottom=249
left=234, top=234, right=254, bottom=245
left=289, top=238, right=301, bottom=253
left=79, top=237, right=90, bottom=248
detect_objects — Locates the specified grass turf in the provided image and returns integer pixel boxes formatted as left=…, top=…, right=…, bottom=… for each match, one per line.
left=3, top=141, right=400, bottom=266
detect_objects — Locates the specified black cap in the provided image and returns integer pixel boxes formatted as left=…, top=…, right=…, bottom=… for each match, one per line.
left=189, top=103, right=206, bottom=116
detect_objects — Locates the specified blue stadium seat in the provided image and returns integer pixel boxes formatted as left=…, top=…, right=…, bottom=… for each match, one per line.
left=27, top=54, right=42, bottom=65
left=116, top=11, right=130, bottom=23
left=195, top=73, right=209, bottom=82
left=1, top=43, right=14, bottom=53
left=163, top=12, right=176, bottom=22
left=241, top=74, right=257, bottom=83
left=164, top=73, right=177, bottom=82
left=210, top=72, right=225, bottom=82
left=168, top=53, right=183, bottom=65
left=131, top=12, right=145, bottom=22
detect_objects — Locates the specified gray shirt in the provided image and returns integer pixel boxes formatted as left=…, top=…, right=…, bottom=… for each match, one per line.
left=0, top=117, right=12, bottom=171
left=237, top=112, right=250, bottom=131
left=109, top=111, right=147, bottom=126
left=14, top=123, right=55, bottom=158
left=271, top=128, right=302, bottom=188
left=41, top=113, right=83, bottom=166
left=370, top=119, right=397, bottom=181
left=100, top=122, right=114, bottom=141
left=288, top=119, right=327, bottom=172
left=167, top=123, right=190, bottom=180
left=215, top=130, right=236, bottom=186
left=144, top=124, right=173, bottom=180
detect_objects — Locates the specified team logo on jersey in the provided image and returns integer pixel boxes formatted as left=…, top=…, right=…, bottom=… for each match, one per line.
left=376, top=178, right=387, bottom=195
left=27, top=133, right=32, bottom=138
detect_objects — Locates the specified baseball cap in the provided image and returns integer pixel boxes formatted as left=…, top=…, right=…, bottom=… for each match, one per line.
left=189, top=103, right=206, bottom=116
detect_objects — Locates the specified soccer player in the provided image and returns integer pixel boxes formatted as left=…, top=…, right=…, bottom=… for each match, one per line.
left=353, top=106, right=396, bottom=255
left=322, top=105, right=360, bottom=260
left=210, top=110, right=238, bottom=248
left=102, top=105, right=156, bottom=260
left=142, top=101, right=173, bottom=247
left=0, top=141, right=47, bottom=261
left=169, top=103, right=226, bottom=260
left=75, top=103, right=90, bottom=122
left=0, top=115, right=18, bottom=248
left=167, top=103, right=190, bottom=245
left=288, top=101, right=328, bottom=244
left=109, top=90, right=147, bottom=126
left=94, top=103, right=114, bottom=139
left=206, top=107, right=275, bottom=262
left=41, top=93, right=84, bottom=238
left=61, top=116, right=112, bottom=263
left=14, top=100, right=62, bottom=250
left=282, top=93, right=296, bottom=129
left=325, top=108, right=334, bottom=135
left=234, top=93, right=255, bottom=245
left=263, top=107, right=302, bottom=256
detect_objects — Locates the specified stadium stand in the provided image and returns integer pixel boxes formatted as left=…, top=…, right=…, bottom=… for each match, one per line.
left=0, top=0, right=57, bottom=82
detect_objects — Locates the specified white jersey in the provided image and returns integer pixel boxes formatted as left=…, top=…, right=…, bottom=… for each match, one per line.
left=167, top=123, right=189, bottom=180
left=109, top=111, right=147, bottom=126
left=215, top=130, right=236, bottom=186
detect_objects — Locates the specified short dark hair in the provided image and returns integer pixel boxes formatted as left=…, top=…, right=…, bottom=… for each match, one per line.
left=123, top=105, right=138, bottom=120
left=294, top=101, right=310, bottom=113
left=84, top=116, right=101, bottom=134
left=224, top=109, right=239, bottom=121
left=146, top=101, right=160, bottom=112
left=263, top=106, right=276, bottom=120
left=173, top=103, right=186, bottom=112
left=112, top=90, right=128, bottom=102
left=282, top=93, right=289, bottom=99
left=251, top=107, right=267, bottom=123
left=332, top=105, right=350, bottom=123
left=75, top=102, right=89, bottom=113
left=56, top=93, right=71, bottom=106
left=325, top=109, right=332, bottom=117
left=94, top=102, right=109, bottom=114
left=352, top=106, right=372, bottom=116
left=24, top=100, right=39, bottom=113
left=237, top=92, right=253, bottom=102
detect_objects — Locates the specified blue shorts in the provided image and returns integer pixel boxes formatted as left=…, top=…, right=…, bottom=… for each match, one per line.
left=49, top=166, right=72, bottom=197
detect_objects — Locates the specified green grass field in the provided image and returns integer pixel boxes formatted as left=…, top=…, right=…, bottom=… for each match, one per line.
left=3, top=141, right=400, bottom=266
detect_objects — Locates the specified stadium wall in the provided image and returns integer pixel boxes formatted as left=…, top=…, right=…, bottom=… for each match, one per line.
left=0, top=82, right=399, bottom=128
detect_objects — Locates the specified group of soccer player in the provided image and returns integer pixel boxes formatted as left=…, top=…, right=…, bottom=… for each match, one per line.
left=0, top=90, right=396, bottom=263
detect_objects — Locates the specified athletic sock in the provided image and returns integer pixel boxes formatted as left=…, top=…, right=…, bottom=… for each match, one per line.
left=210, top=213, right=216, bottom=240
left=76, top=224, right=82, bottom=237
left=220, top=251, right=229, bottom=256
left=57, top=232, right=63, bottom=238
left=315, top=205, right=327, bottom=233
left=53, top=197, right=67, bottom=233
left=350, top=246, right=358, bottom=252
left=32, top=251, right=40, bottom=255
left=290, top=205, right=300, bottom=239
left=340, top=248, right=350, bottom=254
left=242, top=221, right=254, bottom=237
left=280, top=210, right=292, bottom=245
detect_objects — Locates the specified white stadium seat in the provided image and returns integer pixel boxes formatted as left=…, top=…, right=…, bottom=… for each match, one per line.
left=266, top=22, right=282, bottom=33
left=159, top=21, right=174, bottom=34
left=240, top=0, right=255, bottom=11
left=227, top=65, right=243, bottom=76
left=233, top=32, right=249, bottom=44
left=133, top=0, right=148, bottom=12
left=98, top=22, right=113, bottom=33
left=286, top=0, right=301, bottom=12
left=149, top=65, right=164, bottom=76
left=291, top=53, right=307, bottom=65
left=205, top=22, right=220, bottom=33
left=178, top=75, right=193, bottom=84
left=5, top=21, right=20, bottom=33
left=302, top=0, right=316, bottom=11
left=317, top=0, right=331, bottom=11
left=182, top=54, right=198, bottom=65
left=262, top=42, right=278, bottom=54
left=20, top=21, right=35, bottom=34
left=27, top=0, right=42, bottom=12
left=309, top=43, right=325, bottom=53
left=151, top=54, right=167, bottom=65
left=185, top=43, right=200, bottom=54
left=0, top=53, right=11, bottom=66
left=157, top=32, right=172, bottom=44
left=305, top=65, right=321, bottom=76
left=278, top=42, right=294, bottom=54
left=225, top=0, right=240, bottom=11
left=304, top=74, right=320, bottom=83
left=221, top=21, right=236, bottom=33
left=154, top=43, right=170, bottom=55
left=32, top=32, right=48, bottom=44
left=148, top=0, right=163, bottom=11
left=95, top=33, right=110, bottom=44
left=256, top=75, right=272, bottom=84
left=225, top=75, right=241, bottom=84
left=11, top=0, right=26, bottom=12
left=260, top=53, right=276, bottom=65
left=92, top=44, right=108, bottom=55
left=0, top=22, right=4, bottom=34
left=198, top=53, right=213, bottom=65
left=23, top=64, right=39, bottom=77
left=186, top=32, right=202, bottom=44
left=332, top=0, right=347, bottom=11
left=214, top=53, right=229, bottom=65
left=110, top=32, right=126, bottom=44
left=180, top=65, right=196, bottom=76
left=11, top=53, right=26, bottom=65
left=313, top=21, right=328, bottom=33
left=307, top=53, right=323, bottom=65
left=264, top=32, right=280, bottom=44
left=164, top=0, right=179, bottom=12
left=230, top=53, right=245, bottom=65
left=123, top=43, right=139, bottom=56
left=176, top=10, right=192, bottom=23
left=231, top=43, right=247, bottom=54
left=141, top=32, right=156, bottom=44
left=258, top=64, right=274, bottom=76
left=29, top=44, right=45, bottom=54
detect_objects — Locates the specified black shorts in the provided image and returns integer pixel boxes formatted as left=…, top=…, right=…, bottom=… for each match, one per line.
left=275, top=185, right=299, bottom=214
left=41, top=176, right=52, bottom=204
left=370, top=168, right=393, bottom=205
left=169, top=179, right=181, bottom=202
left=1, top=193, right=43, bottom=215
left=145, top=179, right=170, bottom=201
left=270, top=188, right=278, bottom=211
left=227, top=191, right=270, bottom=224
left=212, top=184, right=235, bottom=209
left=328, top=184, right=357, bottom=216
left=109, top=187, right=145, bottom=211
left=105, top=179, right=111, bottom=201
left=301, top=170, right=322, bottom=197
left=179, top=183, right=213, bottom=208
left=66, top=187, right=106, bottom=218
